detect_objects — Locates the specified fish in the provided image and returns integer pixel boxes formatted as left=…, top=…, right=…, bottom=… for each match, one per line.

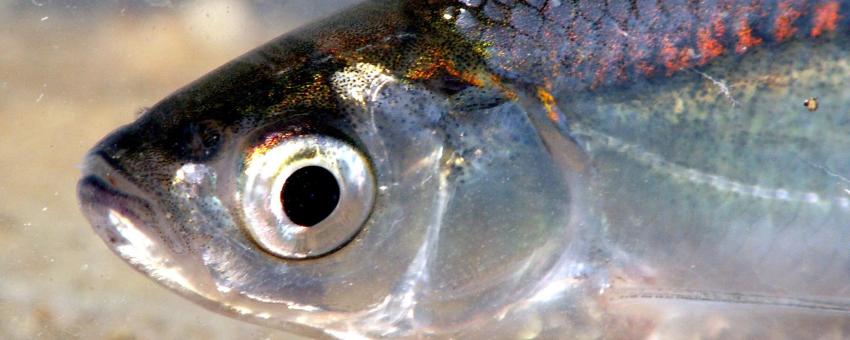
left=77, top=0, right=850, bottom=338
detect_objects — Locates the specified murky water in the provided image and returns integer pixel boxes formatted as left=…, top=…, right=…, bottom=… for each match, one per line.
left=0, top=1, right=358, bottom=338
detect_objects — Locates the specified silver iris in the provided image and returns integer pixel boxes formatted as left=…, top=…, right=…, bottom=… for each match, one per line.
left=240, top=134, right=375, bottom=259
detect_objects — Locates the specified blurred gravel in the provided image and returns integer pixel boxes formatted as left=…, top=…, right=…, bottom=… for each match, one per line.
left=0, top=1, right=359, bottom=339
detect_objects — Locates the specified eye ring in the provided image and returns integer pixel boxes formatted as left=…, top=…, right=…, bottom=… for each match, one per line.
left=240, top=134, right=375, bottom=259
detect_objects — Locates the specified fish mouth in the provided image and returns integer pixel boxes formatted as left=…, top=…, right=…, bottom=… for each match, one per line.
left=77, top=154, right=158, bottom=248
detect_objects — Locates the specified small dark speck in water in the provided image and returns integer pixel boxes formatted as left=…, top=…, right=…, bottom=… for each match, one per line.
left=804, top=97, right=819, bottom=112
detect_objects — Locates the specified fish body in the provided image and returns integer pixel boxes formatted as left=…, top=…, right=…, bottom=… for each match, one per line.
left=78, top=1, right=850, bottom=338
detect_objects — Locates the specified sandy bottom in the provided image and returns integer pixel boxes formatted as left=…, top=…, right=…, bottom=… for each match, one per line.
left=0, top=1, right=357, bottom=339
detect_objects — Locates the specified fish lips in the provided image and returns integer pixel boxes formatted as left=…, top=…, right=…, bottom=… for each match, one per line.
left=77, top=153, right=164, bottom=255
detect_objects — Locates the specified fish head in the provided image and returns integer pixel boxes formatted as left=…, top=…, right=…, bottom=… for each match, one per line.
left=76, top=11, right=582, bottom=337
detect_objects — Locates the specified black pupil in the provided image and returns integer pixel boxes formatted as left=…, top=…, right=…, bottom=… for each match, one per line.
left=281, top=166, right=340, bottom=227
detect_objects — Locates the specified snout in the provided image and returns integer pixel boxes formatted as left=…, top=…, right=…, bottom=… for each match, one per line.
left=77, top=152, right=163, bottom=252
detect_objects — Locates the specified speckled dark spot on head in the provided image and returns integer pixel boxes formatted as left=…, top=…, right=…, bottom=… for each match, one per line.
left=176, top=120, right=223, bottom=162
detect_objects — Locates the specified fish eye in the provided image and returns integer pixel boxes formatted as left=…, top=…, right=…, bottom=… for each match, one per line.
left=240, top=134, right=375, bottom=259
left=281, top=165, right=341, bottom=227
